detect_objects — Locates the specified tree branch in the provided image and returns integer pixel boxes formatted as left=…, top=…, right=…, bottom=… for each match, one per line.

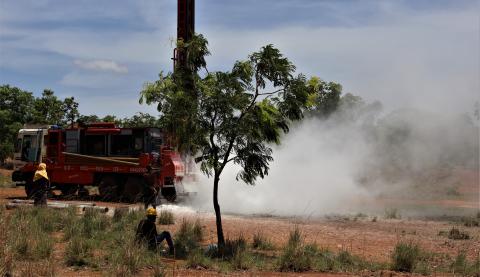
left=258, top=88, right=285, bottom=96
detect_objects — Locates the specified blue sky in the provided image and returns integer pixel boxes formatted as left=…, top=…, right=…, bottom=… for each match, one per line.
left=0, top=0, right=478, bottom=117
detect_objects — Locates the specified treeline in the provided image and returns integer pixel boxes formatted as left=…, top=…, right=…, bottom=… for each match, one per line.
left=0, top=85, right=161, bottom=162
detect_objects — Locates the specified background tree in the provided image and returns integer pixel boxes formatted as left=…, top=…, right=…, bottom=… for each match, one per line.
left=101, top=115, right=118, bottom=123
left=62, top=96, right=79, bottom=127
left=77, top=114, right=100, bottom=124
left=33, top=89, right=64, bottom=124
left=120, top=112, right=159, bottom=128
left=0, top=85, right=35, bottom=163
left=140, top=35, right=313, bottom=249
left=305, top=77, right=342, bottom=118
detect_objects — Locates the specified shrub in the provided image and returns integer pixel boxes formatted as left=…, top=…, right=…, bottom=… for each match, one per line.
left=116, top=243, right=144, bottom=274
left=158, top=209, right=175, bottom=225
left=336, top=250, right=355, bottom=267
left=186, top=249, right=212, bottom=269
left=391, top=242, right=420, bottom=272
left=448, top=227, right=470, bottom=240
left=64, top=209, right=109, bottom=241
left=252, top=232, right=274, bottom=250
left=7, top=210, right=54, bottom=261
left=223, top=235, right=247, bottom=258
left=277, top=228, right=312, bottom=272
left=230, top=248, right=253, bottom=270
left=65, top=236, right=93, bottom=266
left=174, top=219, right=203, bottom=258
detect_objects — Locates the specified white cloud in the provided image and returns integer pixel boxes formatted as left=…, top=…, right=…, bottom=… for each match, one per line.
left=201, top=8, right=479, bottom=115
left=73, top=59, right=128, bottom=74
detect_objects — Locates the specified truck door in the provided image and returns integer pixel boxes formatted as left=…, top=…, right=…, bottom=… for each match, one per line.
left=19, top=130, right=42, bottom=162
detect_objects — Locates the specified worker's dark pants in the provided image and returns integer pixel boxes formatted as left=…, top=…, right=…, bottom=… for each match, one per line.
left=156, top=231, right=174, bottom=254
left=33, top=188, right=47, bottom=206
left=143, top=194, right=157, bottom=210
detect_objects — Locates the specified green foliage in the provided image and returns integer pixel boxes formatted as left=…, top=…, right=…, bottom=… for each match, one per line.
left=63, top=209, right=110, bottom=240
left=63, top=96, right=80, bottom=126
left=32, top=89, right=65, bottom=124
left=6, top=208, right=55, bottom=261
left=65, top=236, right=94, bottom=266
left=277, top=228, right=312, bottom=272
left=186, top=249, right=212, bottom=269
left=306, top=76, right=343, bottom=117
left=252, top=231, right=275, bottom=250
left=223, top=235, right=247, bottom=258
left=174, top=219, right=203, bottom=258
left=0, top=85, right=35, bottom=161
left=391, top=242, right=420, bottom=272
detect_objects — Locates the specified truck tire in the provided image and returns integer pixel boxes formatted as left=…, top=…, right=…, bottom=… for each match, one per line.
left=78, top=187, right=90, bottom=198
left=59, top=184, right=78, bottom=198
left=122, top=176, right=143, bottom=203
left=161, top=187, right=177, bottom=202
left=98, top=176, right=119, bottom=201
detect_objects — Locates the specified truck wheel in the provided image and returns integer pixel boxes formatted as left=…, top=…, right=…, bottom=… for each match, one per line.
left=59, top=184, right=78, bottom=199
left=123, top=176, right=143, bottom=203
left=161, top=187, right=177, bottom=202
left=98, top=176, right=119, bottom=201
left=78, top=187, right=90, bottom=198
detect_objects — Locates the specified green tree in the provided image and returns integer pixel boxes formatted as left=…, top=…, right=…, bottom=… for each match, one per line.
left=33, top=89, right=64, bottom=124
left=0, top=85, right=36, bottom=162
left=120, top=112, right=159, bottom=128
left=306, top=77, right=342, bottom=117
left=140, top=35, right=312, bottom=248
left=77, top=114, right=100, bottom=124
left=62, top=97, right=79, bottom=127
left=101, top=115, right=119, bottom=123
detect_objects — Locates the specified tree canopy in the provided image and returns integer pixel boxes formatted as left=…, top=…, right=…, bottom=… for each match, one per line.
left=140, top=34, right=346, bottom=248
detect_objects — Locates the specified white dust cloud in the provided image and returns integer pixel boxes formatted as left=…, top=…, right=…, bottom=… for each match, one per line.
left=186, top=99, right=479, bottom=217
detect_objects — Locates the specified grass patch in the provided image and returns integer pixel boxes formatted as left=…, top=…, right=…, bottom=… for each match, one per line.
left=63, top=208, right=110, bottom=241
left=174, top=219, right=203, bottom=258
left=65, top=236, right=94, bottom=267
left=277, top=228, right=312, bottom=272
left=186, top=249, right=212, bottom=269
left=252, top=231, right=274, bottom=250
left=7, top=208, right=56, bottom=261
left=391, top=242, right=420, bottom=272
left=158, top=209, right=174, bottom=225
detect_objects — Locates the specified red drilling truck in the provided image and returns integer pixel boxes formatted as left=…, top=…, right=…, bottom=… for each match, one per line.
left=11, top=123, right=190, bottom=202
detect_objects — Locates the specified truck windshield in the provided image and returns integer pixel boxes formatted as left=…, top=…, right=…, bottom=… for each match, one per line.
left=148, top=129, right=163, bottom=153
left=21, top=135, right=38, bottom=162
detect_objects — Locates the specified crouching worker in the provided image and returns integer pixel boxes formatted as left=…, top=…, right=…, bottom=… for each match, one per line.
left=135, top=208, right=174, bottom=254
left=32, top=163, right=49, bottom=206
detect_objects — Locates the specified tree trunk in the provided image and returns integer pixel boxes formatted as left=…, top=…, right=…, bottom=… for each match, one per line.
left=213, top=173, right=225, bottom=249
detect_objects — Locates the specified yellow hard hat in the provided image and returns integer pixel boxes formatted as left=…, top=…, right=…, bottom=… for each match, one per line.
left=146, top=207, right=157, bottom=217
